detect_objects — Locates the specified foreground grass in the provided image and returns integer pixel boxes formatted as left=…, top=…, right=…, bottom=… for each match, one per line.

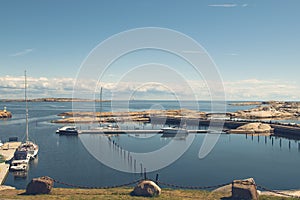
left=0, top=187, right=297, bottom=200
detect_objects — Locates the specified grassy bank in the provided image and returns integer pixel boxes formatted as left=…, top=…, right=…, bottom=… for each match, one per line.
left=0, top=187, right=297, bottom=200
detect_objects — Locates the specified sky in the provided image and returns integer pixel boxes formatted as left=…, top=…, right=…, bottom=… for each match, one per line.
left=0, top=0, right=299, bottom=100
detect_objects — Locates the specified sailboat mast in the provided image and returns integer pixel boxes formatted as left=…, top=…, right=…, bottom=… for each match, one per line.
left=99, top=87, right=102, bottom=125
left=25, top=70, right=29, bottom=141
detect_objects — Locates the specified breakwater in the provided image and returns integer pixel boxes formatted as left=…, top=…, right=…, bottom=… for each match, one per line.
left=160, top=117, right=300, bottom=137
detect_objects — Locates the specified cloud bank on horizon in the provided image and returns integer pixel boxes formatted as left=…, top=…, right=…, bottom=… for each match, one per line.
left=0, top=75, right=298, bottom=101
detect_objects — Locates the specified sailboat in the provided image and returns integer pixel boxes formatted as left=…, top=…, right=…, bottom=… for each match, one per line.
left=97, top=87, right=119, bottom=130
left=19, top=70, right=39, bottom=159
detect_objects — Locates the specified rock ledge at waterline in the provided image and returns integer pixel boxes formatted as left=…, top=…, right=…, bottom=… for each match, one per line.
left=228, top=122, right=274, bottom=134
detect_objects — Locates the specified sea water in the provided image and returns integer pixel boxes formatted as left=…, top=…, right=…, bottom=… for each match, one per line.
left=0, top=101, right=299, bottom=190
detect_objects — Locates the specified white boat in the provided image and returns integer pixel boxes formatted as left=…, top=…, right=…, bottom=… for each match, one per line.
left=19, top=71, right=39, bottom=159
left=161, top=126, right=188, bottom=135
left=10, top=159, right=29, bottom=171
left=19, top=141, right=39, bottom=159
left=10, top=150, right=30, bottom=171
left=56, top=126, right=80, bottom=135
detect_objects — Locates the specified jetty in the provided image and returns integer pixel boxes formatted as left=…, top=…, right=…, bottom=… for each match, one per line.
left=80, top=129, right=209, bottom=134
left=0, top=142, right=21, bottom=184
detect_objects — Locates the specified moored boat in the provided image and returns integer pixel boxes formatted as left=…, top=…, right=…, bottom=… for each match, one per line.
left=161, top=126, right=188, bottom=135
left=19, top=141, right=39, bottom=159
left=19, top=71, right=39, bottom=160
left=10, top=150, right=30, bottom=171
left=56, top=126, right=80, bottom=135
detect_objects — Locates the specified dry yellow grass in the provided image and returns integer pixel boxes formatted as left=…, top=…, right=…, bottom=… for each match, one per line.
left=0, top=187, right=297, bottom=200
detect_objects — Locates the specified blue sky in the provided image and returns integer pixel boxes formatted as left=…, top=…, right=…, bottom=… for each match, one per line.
left=0, top=0, right=299, bottom=100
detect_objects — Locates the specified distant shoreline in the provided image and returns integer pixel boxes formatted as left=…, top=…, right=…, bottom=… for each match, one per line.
left=0, top=98, right=110, bottom=102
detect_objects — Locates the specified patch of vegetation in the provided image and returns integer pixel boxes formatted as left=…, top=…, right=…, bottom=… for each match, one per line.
left=0, top=154, right=5, bottom=163
left=0, top=188, right=298, bottom=200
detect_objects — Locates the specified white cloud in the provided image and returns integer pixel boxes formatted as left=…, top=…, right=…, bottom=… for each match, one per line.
left=225, top=53, right=239, bottom=56
left=208, top=4, right=237, bottom=7
left=0, top=75, right=299, bottom=101
left=208, top=3, right=249, bottom=8
left=9, top=48, right=34, bottom=57
left=224, top=79, right=300, bottom=100
left=0, top=75, right=75, bottom=99
left=182, top=50, right=205, bottom=54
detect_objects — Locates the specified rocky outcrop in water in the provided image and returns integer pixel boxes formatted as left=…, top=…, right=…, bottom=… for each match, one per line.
left=232, top=101, right=298, bottom=119
left=229, top=102, right=262, bottom=106
left=53, top=109, right=207, bottom=124
left=0, top=110, right=12, bottom=118
left=228, top=122, right=273, bottom=134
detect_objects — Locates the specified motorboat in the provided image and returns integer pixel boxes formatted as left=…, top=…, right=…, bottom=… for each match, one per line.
left=10, top=150, right=30, bottom=171
left=96, top=123, right=119, bottom=130
left=161, top=126, right=188, bottom=135
left=56, top=126, right=80, bottom=135
left=161, top=126, right=189, bottom=139
left=10, top=159, right=29, bottom=171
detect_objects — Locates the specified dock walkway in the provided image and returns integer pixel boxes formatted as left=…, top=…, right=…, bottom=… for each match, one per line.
left=80, top=129, right=209, bottom=134
left=0, top=142, right=21, bottom=185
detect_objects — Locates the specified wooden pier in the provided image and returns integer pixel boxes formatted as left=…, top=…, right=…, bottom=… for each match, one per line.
left=0, top=142, right=21, bottom=185
left=80, top=129, right=210, bottom=134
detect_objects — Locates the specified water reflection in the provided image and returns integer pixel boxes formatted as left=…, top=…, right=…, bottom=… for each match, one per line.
left=12, top=171, right=28, bottom=179
left=245, top=133, right=300, bottom=151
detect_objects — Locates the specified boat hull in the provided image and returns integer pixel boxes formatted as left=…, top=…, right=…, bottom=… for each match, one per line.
left=57, top=130, right=79, bottom=135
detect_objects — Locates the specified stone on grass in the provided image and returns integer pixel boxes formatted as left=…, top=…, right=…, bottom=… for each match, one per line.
left=133, top=180, right=161, bottom=197
left=26, top=176, right=54, bottom=195
left=232, top=178, right=258, bottom=200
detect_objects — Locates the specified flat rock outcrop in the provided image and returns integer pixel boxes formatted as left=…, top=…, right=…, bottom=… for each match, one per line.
left=53, top=109, right=206, bottom=124
left=228, top=122, right=273, bottom=134
left=232, top=104, right=295, bottom=119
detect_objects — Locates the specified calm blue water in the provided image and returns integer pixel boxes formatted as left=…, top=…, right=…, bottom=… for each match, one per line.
left=0, top=101, right=300, bottom=190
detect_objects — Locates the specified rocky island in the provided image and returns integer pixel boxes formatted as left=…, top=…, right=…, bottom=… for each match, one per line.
left=229, top=101, right=262, bottom=106
left=53, top=101, right=300, bottom=124
left=231, top=101, right=300, bottom=119
left=0, top=110, right=12, bottom=119
left=52, top=109, right=207, bottom=123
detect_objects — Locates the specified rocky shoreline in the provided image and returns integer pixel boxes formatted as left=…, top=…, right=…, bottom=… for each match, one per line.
left=0, top=98, right=110, bottom=102
left=231, top=101, right=300, bottom=119
left=53, top=101, right=300, bottom=124
left=229, top=101, right=262, bottom=106
left=52, top=109, right=206, bottom=123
